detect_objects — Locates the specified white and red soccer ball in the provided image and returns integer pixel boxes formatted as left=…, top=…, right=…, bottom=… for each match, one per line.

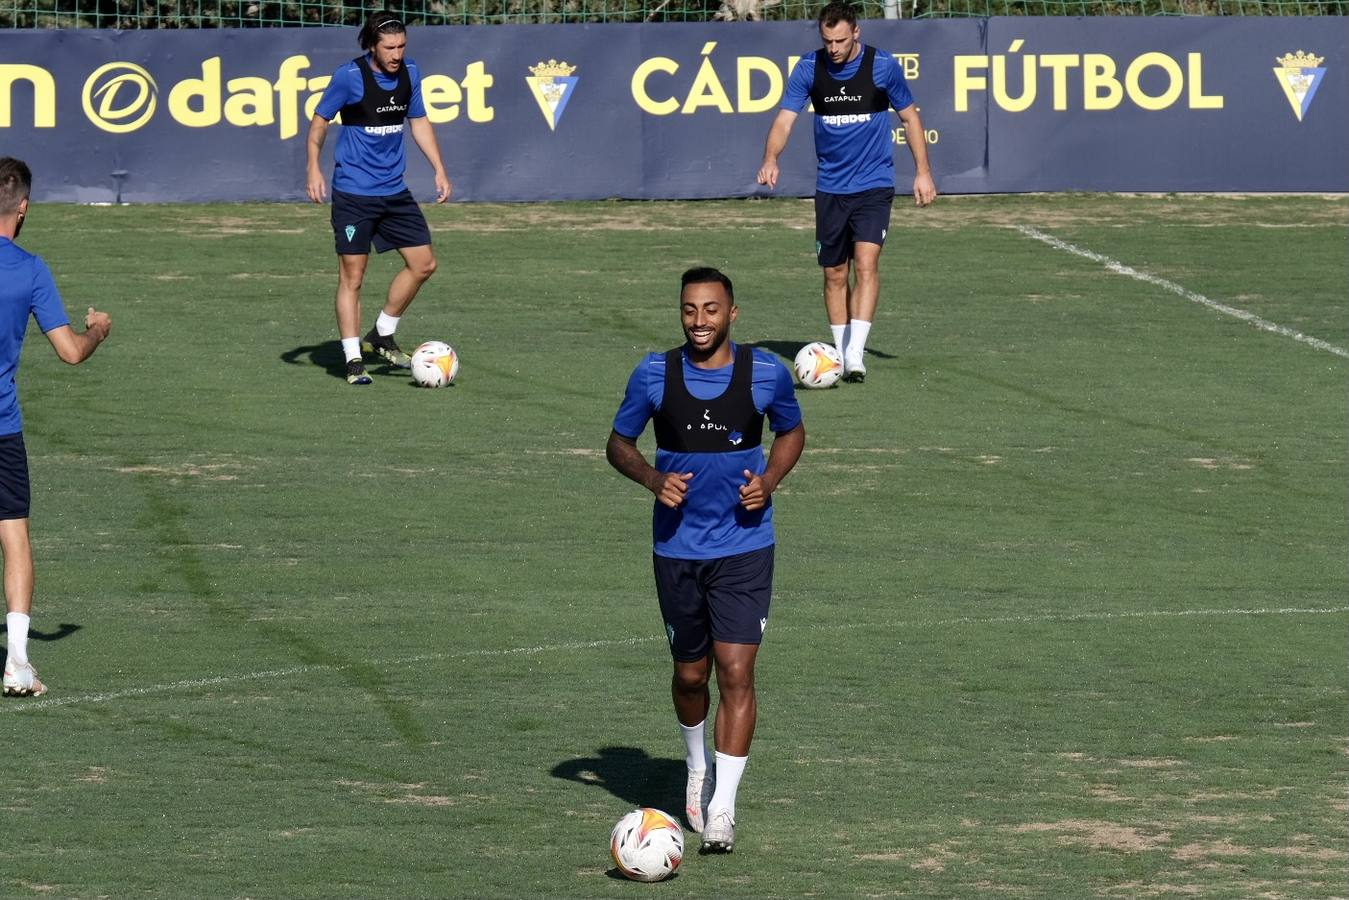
left=410, top=340, right=459, bottom=388
left=793, top=341, right=843, bottom=389
left=610, top=807, right=683, bottom=882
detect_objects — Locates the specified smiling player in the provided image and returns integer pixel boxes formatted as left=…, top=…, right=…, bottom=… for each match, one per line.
left=606, top=267, right=805, bottom=853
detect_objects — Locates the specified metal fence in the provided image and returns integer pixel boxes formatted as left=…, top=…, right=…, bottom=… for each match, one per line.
left=2, top=0, right=1344, bottom=29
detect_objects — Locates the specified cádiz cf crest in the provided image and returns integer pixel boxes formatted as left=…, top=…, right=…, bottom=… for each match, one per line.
left=526, top=59, right=579, bottom=131
left=1273, top=50, right=1325, bottom=122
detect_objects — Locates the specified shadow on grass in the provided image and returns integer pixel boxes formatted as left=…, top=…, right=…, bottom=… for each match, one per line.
left=280, top=341, right=401, bottom=381
left=0, top=622, right=81, bottom=643
left=746, top=338, right=896, bottom=364
left=551, top=745, right=686, bottom=815
left=2, top=622, right=81, bottom=678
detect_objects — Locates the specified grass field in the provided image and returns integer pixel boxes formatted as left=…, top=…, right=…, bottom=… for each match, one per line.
left=1, top=194, right=1345, bottom=899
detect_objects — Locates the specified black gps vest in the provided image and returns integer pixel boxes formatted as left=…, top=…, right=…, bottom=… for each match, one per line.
left=809, top=45, right=889, bottom=116
left=339, top=56, right=412, bottom=127
left=653, top=345, right=765, bottom=454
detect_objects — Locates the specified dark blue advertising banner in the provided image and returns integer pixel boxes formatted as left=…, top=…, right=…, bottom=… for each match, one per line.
left=0, top=18, right=1343, bottom=202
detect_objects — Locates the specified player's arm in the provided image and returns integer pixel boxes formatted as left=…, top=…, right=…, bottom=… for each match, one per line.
left=408, top=117, right=452, bottom=203
left=606, top=430, right=692, bottom=509
left=757, top=109, right=799, bottom=190
left=896, top=103, right=937, bottom=207
left=45, top=307, right=110, bottom=365
left=739, top=423, right=805, bottom=511
left=305, top=114, right=330, bottom=203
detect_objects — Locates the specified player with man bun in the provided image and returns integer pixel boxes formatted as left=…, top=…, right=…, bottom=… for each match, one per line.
left=305, top=10, right=452, bottom=386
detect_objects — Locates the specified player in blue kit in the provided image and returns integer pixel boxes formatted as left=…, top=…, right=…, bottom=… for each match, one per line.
left=305, top=10, right=452, bottom=386
left=606, top=267, right=806, bottom=853
left=757, top=2, right=937, bottom=383
left=0, top=158, right=112, bottom=697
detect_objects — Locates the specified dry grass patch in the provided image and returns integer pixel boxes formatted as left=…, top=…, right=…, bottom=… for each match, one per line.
left=1011, top=820, right=1170, bottom=852
left=1172, top=838, right=1252, bottom=861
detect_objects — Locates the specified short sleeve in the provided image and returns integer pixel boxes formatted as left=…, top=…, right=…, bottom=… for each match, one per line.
left=315, top=64, right=356, bottom=121
left=877, top=51, right=914, bottom=111
left=407, top=61, right=427, bottom=118
left=750, top=350, right=802, bottom=434
left=782, top=53, right=815, bottom=113
left=29, top=257, right=69, bottom=333
left=612, top=357, right=658, bottom=439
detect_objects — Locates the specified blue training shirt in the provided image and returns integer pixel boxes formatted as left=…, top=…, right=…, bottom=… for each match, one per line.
left=782, top=46, right=915, bottom=195
left=613, top=345, right=802, bottom=561
left=0, top=238, right=71, bottom=436
left=315, top=57, right=429, bottom=196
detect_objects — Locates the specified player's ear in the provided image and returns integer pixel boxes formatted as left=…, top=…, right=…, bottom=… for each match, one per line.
left=730, top=304, right=739, bottom=323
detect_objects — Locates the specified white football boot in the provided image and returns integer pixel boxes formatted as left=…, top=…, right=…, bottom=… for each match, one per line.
left=685, top=768, right=714, bottom=833
left=3, top=660, right=46, bottom=697
left=700, top=809, right=735, bottom=853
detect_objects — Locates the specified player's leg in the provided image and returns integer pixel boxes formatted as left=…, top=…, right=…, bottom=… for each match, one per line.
left=337, top=254, right=373, bottom=384
left=702, top=640, right=758, bottom=852
left=330, top=189, right=376, bottom=384
left=815, top=191, right=854, bottom=361
left=673, top=655, right=715, bottom=832
left=841, top=188, right=894, bottom=382
left=387, top=243, right=437, bottom=316
left=0, top=435, right=42, bottom=697
left=843, top=241, right=881, bottom=381
left=701, top=545, right=774, bottom=852
left=654, top=554, right=716, bottom=832
left=364, top=191, right=436, bottom=368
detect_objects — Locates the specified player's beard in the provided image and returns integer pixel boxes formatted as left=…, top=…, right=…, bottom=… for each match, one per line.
left=683, top=321, right=730, bottom=361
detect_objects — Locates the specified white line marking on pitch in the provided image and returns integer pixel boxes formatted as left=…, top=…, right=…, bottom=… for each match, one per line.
left=1014, top=225, right=1349, bottom=360
left=4, top=605, right=1345, bottom=714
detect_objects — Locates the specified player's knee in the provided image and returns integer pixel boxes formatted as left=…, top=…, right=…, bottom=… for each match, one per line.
left=413, top=256, right=437, bottom=281
left=715, top=660, right=755, bottom=693
left=672, top=666, right=709, bottom=694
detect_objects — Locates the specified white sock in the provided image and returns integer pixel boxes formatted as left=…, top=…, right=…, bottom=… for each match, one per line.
left=679, top=719, right=711, bottom=772
left=6, top=612, right=30, bottom=666
left=830, top=322, right=848, bottom=361
left=708, top=751, right=747, bottom=819
left=846, top=318, right=872, bottom=364
left=341, top=337, right=361, bottom=362
left=375, top=312, right=400, bottom=337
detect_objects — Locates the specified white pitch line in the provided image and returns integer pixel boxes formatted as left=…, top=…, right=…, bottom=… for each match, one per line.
left=1014, top=225, right=1349, bottom=360
left=4, top=605, right=1345, bottom=715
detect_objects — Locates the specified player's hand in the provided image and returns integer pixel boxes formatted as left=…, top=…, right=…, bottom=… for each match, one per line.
left=739, top=469, right=774, bottom=511
left=756, top=161, right=780, bottom=190
left=306, top=169, right=327, bottom=204
left=913, top=172, right=937, bottom=207
left=650, top=471, right=693, bottom=509
left=434, top=174, right=452, bottom=204
left=85, top=307, right=111, bottom=338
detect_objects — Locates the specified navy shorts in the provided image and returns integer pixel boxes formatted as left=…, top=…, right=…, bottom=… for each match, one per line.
left=0, top=433, right=31, bottom=520
left=653, top=545, right=774, bottom=662
left=815, top=187, right=894, bottom=268
left=331, top=188, right=432, bottom=255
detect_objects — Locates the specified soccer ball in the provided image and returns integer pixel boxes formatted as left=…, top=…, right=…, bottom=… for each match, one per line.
left=410, top=341, right=459, bottom=388
left=610, top=808, right=683, bottom=883
left=793, top=341, right=843, bottom=389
